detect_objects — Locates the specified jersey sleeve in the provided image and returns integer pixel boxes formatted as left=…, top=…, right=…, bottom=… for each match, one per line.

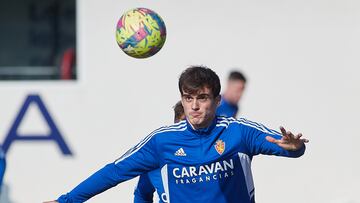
left=238, top=118, right=305, bottom=157
left=133, top=174, right=155, bottom=203
left=0, top=147, right=5, bottom=189
left=57, top=132, right=160, bottom=203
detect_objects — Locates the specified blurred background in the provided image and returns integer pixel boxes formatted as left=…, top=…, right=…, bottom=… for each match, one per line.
left=0, top=0, right=359, bottom=202
left=0, top=0, right=76, bottom=80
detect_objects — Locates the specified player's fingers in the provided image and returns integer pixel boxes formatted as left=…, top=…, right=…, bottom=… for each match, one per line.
left=283, top=131, right=292, bottom=140
left=300, top=138, right=309, bottom=143
left=286, top=130, right=295, bottom=138
left=280, top=126, right=287, bottom=135
left=287, top=131, right=298, bottom=142
left=294, top=133, right=302, bottom=139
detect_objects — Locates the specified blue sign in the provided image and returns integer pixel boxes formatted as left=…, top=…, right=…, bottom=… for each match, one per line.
left=1, top=94, right=73, bottom=155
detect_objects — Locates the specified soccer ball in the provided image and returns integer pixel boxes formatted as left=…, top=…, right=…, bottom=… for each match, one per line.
left=116, top=8, right=167, bottom=58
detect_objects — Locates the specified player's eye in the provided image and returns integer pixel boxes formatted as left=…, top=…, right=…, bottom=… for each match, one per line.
left=197, top=95, right=210, bottom=102
left=183, top=96, right=193, bottom=102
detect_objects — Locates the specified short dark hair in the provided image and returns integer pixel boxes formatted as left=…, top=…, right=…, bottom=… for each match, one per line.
left=173, top=101, right=184, bottom=123
left=228, top=71, right=246, bottom=83
left=178, top=65, right=221, bottom=97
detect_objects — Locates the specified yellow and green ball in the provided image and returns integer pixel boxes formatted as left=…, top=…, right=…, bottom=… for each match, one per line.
left=116, top=8, right=167, bottom=58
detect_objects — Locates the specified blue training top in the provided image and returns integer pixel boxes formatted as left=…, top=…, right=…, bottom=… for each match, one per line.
left=134, top=98, right=240, bottom=203
left=58, top=116, right=305, bottom=203
left=216, top=97, right=239, bottom=118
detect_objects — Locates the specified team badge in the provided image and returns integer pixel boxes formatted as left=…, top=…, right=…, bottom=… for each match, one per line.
left=214, top=140, right=225, bottom=155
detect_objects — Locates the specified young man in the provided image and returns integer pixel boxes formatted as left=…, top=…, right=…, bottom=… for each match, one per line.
left=45, top=65, right=308, bottom=203
left=216, top=70, right=246, bottom=117
left=134, top=101, right=185, bottom=203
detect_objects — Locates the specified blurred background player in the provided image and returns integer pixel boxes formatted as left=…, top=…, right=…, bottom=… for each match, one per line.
left=173, top=101, right=186, bottom=123
left=134, top=101, right=185, bottom=203
left=216, top=70, right=247, bottom=118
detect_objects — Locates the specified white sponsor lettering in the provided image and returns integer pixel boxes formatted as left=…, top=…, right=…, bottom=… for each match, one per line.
left=181, top=167, right=190, bottom=177
left=189, top=166, right=197, bottom=177
left=214, top=162, right=224, bottom=173
left=173, top=159, right=235, bottom=184
left=198, top=166, right=208, bottom=175
left=173, top=168, right=180, bottom=178
left=224, top=159, right=234, bottom=170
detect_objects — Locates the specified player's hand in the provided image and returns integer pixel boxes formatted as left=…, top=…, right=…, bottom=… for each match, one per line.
left=43, top=201, right=58, bottom=203
left=266, top=126, right=309, bottom=151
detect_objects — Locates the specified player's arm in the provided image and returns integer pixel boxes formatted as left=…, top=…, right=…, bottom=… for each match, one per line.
left=134, top=173, right=155, bottom=203
left=50, top=133, right=160, bottom=203
left=240, top=118, right=308, bottom=157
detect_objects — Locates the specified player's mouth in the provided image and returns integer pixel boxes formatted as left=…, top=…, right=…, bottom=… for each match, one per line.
left=190, top=113, right=202, bottom=118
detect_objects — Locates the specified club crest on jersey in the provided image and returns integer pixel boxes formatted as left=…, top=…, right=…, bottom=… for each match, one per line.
left=214, top=140, right=225, bottom=155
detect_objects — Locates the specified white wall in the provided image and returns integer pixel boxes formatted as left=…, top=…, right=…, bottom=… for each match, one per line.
left=1, top=0, right=359, bottom=202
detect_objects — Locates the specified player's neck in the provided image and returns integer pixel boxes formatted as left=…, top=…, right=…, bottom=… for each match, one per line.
left=188, top=116, right=215, bottom=130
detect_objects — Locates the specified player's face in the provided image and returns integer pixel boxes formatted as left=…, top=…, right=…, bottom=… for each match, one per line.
left=227, top=80, right=245, bottom=103
left=181, top=87, right=220, bottom=129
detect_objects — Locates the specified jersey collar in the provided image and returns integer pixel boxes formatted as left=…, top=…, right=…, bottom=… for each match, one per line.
left=185, top=117, right=217, bottom=136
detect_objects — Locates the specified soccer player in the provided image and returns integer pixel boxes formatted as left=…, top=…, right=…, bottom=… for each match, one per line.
left=173, top=101, right=185, bottom=123
left=216, top=70, right=246, bottom=117
left=45, top=65, right=308, bottom=203
left=133, top=101, right=185, bottom=203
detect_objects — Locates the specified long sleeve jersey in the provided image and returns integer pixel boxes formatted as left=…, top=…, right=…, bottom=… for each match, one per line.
left=58, top=116, right=305, bottom=203
left=135, top=100, right=241, bottom=203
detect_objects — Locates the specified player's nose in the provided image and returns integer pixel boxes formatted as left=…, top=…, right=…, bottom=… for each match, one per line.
left=191, top=99, right=200, bottom=110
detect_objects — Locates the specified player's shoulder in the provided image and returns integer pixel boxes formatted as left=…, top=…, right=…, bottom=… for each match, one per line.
left=216, top=116, right=257, bottom=128
left=216, top=116, right=239, bottom=127
left=151, top=120, right=187, bottom=137
left=217, top=116, right=280, bottom=135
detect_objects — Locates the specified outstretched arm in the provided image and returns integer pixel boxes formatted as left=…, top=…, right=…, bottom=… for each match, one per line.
left=265, top=126, right=309, bottom=151
left=239, top=118, right=308, bottom=157
left=45, top=131, right=160, bottom=203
